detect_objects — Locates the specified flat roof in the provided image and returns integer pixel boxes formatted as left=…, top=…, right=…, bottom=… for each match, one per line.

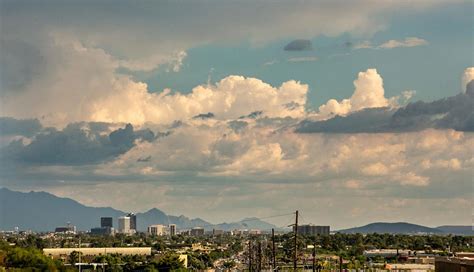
left=43, top=247, right=151, bottom=257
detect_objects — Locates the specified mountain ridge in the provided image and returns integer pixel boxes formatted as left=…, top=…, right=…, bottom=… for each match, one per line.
left=337, top=222, right=473, bottom=235
left=0, top=187, right=278, bottom=232
left=1, top=188, right=471, bottom=235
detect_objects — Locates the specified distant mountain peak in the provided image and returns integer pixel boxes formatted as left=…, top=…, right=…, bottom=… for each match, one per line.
left=338, top=222, right=445, bottom=234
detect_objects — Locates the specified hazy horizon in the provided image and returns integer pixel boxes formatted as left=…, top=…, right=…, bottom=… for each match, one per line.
left=0, top=0, right=472, bottom=230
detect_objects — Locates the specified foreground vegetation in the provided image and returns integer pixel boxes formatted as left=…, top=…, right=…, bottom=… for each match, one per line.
left=0, top=232, right=472, bottom=271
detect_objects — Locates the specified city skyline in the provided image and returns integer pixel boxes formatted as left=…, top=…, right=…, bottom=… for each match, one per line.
left=0, top=0, right=472, bottom=230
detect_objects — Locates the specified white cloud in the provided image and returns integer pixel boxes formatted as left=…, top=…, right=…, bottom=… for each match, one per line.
left=361, top=162, right=389, bottom=176
left=318, top=68, right=389, bottom=117
left=287, top=56, right=318, bottom=63
left=378, top=37, right=428, bottom=49
left=353, top=40, right=373, bottom=49
left=1, top=36, right=308, bottom=126
left=263, top=59, right=279, bottom=66
left=354, top=37, right=428, bottom=50
left=462, top=67, right=474, bottom=92
left=397, top=172, right=430, bottom=187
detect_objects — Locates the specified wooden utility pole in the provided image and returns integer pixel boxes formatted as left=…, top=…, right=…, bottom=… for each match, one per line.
left=257, top=240, right=262, bottom=271
left=312, top=238, right=316, bottom=272
left=339, top=255, right=343, bottom=272
left=272, top=228, right=276, bottom=271
left=248, top=240, right=252, bottom=272
left=293, top=210, right=298, bottom=271
left=79, top=237, right=82, bottom=272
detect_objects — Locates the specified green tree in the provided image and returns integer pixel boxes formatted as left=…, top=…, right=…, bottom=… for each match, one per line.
left=152, top=253, right=185, bottom=272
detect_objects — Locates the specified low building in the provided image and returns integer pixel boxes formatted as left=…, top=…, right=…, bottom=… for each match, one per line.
left=385, top=263, right=434, bottom=271
left=55, top=222, right=76, bottom=234
left=147, top=224, right=168, bottom=236
left=249, top=229, right=261, bottom=235
left=213, top=229, right=224, bottom=236
left=364, top=249, right=410, bottom=258
left=297, top=225, right=330, bottom=236
left=43, top=247, right=152, bottom=259
left=90, top=226, right=113, bottom=235
left=179, top=254, right=188, bottom=268
left=190, top=227, right=204, bottom=236
left=435, top=256, right=474, bottom=272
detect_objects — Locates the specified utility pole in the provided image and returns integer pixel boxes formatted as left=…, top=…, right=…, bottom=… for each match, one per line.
left=339, top=255, right=343, bottom=272
left=294, top=210, right=298, bottom=271
left=272, top=228, right=276, bottom=271
left=78, top=237, right=82, bottom=272
left=248, top=240, right=252, bottom=272
left=312, top=238, right=316, bottom=272
left=257, top=240, right=262, bottom=271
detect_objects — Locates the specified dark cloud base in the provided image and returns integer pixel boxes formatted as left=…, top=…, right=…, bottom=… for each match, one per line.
left=0, top=122, right=156, bottom=165
left=297, top=81, right=474, bottom=133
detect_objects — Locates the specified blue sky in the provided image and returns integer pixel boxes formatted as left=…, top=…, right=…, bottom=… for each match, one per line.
left=0, top=0, right=472, bottom=229
left=137, top=1, right=472, bottom=108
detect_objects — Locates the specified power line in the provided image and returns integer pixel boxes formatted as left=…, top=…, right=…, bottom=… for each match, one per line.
left=183, top=212, right=296, bottom=230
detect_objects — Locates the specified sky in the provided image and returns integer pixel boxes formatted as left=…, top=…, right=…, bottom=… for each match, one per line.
left=0, top=0, right=473, bottom=229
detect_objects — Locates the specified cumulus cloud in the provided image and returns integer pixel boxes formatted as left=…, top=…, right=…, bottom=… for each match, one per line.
left=0, top=117, right=42, bottom=137
left=318, top=69, right=390, bottom=117
left=297, top=88, right=474, bottom=133
left=298, top=68, right=474, bottom=133
left=0, top=122, right=156, bottom=165
left=1, top=36, right=308, bottom=126
left=462, top=67, right=474, bottom=92
left=0, top=116, right=471, bottom=227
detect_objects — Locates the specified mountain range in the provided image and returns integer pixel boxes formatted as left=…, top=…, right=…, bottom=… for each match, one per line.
left=337, top=222, right=473, bottom=235
left=0, top=188, right=471, bottom=235
left=0, top=188, right=276, bottom=232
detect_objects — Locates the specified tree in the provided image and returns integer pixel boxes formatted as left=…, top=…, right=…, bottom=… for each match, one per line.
left=68, top=250, right=80, bottom=264
left=152, top=253, right=185, bottom=272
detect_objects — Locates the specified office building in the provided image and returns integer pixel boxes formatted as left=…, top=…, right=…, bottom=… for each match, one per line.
left=101, top=217, right=113, bottom=228
left=297, top=225, right=330, bottom=236
left=147, top=224, right=168, bottom=236
left=118, top=216, right=131, bottom=234
left=169, top=224, right=176, bottom=236
left=127, top=213, right=137, bottom=231
left=190, top=227, right=205, bottom=236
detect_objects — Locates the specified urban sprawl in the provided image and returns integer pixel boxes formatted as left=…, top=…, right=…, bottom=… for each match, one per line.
left=0, top=211, right=472, bottom=271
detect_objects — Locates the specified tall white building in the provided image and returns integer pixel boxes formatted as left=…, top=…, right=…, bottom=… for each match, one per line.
left=118, top=216, right=131, bottom=234
left=147, top=224, right=168, bottom=236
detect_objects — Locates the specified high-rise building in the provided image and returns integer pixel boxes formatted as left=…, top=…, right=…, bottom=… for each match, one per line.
left=169, top=224, right=176, bottom=236
left=190, top=227, right=204, bottom=236
left=296, top=225, right=330, bottom=236
left=127, top=213, right=137, bottom=231
left=147, top=224, right=168, bottom=236
left=118, top=216, right=131, bottom=234
left=101, top=217, right=113, bottom=228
